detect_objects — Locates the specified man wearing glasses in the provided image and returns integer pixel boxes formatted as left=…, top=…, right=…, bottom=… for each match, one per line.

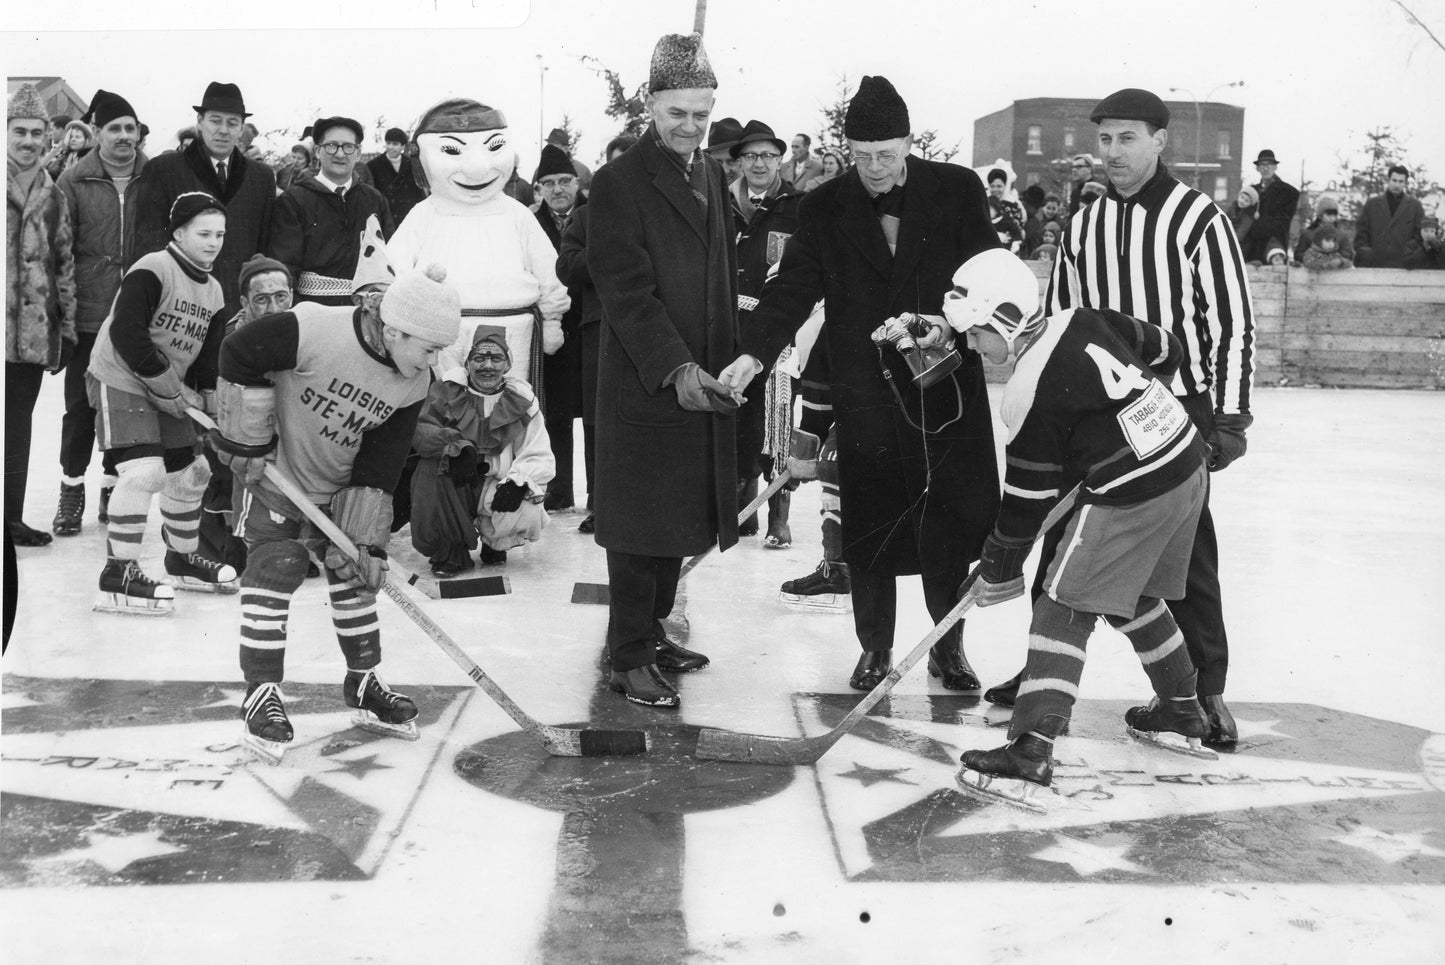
left=269, top=115, right=395, bottom=306
left=1066, top=153, right=1096, bottom=218
left=127, top=81, right=275, bottom=303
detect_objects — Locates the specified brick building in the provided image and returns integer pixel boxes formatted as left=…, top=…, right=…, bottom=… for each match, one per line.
left=974, top=96, right=1246, bottom=205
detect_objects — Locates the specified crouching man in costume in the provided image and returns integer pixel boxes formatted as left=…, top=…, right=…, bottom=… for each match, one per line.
left=410, top=325, right=555, bottom=575
left=210, top=262, right=460, bottom=763
left=944, top=250, right=1212, bottom=814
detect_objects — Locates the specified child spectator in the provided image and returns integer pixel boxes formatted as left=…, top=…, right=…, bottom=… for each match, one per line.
left=1405, top=216, right=1443, bottom=270
left=1266, top=244, right=1289, bottom=267
left=1301, top=225, right=1352, bottom=271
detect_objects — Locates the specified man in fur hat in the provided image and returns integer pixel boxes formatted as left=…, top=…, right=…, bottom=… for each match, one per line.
left=587, top=32, right=740, bottom=708
left=721, top=75, right=1001, bottom=694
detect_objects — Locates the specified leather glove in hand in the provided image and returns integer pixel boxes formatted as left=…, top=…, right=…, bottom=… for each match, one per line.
left=490, top=479, right=528, bottom=513
left=1206, top=413, right=1253, bottom=472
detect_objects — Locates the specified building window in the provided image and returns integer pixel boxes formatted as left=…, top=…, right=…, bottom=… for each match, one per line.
left=1063, top=128, right=1075, bottom=152
left=1213, top=176, right=1230, bottom=203
left=1027, top=125, right=1042, bottom=155
left=1217, top=130, right=1231, bottom=159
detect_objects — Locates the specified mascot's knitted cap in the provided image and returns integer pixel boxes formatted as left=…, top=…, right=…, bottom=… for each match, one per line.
left=353, top=215, right=396, bottom=293
left=844, top=76, right=910, bottom=141
left=413, top=98, right=507, bottom=139
left=169, top=191, right=227, bottom=233
left=381, top=264, right=460, bottom=345
left=238, top=254, right=292, bottom=294
left=533, top=143, right=574, bottom=182
left=1089, top=88, right=1170, bottom=129
left=648, top=33, right=717, bottom=92
left=83, top=89, right=138, bottom=129
left=8, top=83, right=48, bottom=123
left=468, top=324, right=512, bottom=362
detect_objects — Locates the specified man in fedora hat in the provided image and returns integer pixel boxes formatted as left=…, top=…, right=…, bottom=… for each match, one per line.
left=1251, top=149, right=1299, bottom=257
left=706, top=116, right=744, bottom=184
left=127, top=81, right=275, bottom=303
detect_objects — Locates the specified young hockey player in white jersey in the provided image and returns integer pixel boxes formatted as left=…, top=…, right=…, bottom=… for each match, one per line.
left=209, top=263, right=459, bottom=764
left=86, top=192, right=237, bottom=614
left=939, top=249, right=1213, bottom=813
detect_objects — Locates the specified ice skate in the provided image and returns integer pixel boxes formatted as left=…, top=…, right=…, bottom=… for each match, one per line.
left=956, top=724, right=1063, bottom=814
left=1125, top=694, right=1218, bottom=760
left=345, top=670, right=420, bottom=740
left=164, top=549, right=239, bottom=594
left=52, top=482, right=84, bottom=536
left=778, top=560, right=852, bottom=613
left=241, top=682, right=293, bottom=765
left=94, top=558, right=175, bottom=616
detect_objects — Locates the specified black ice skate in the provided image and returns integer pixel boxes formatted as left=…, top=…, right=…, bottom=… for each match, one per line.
left=956, top=717, right=1067, bottom=814
left=345, top=670, right=420, bottom=740
left=778, top=560, right=852, bottom=613
left=164, top=549, right=239, bottom=594
left=1125, top=693, right=1218, bottom=761
left=241, top=682, right=293, bottom=766
left=52, top=482, right=84, bottom=536
left=94, top=558, right=175, bottom=616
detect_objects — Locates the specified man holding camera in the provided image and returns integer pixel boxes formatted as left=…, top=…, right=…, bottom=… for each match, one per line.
left=721, top=76, right=1000, bottom=692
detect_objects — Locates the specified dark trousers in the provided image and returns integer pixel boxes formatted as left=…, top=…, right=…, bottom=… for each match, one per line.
left=580, top=323, right=599, bottom=510
left=582, top=420, right=596, bottom=510
left=60, top=330, right=117, bottom=479
left=5, top=362, right=45, bottom=523
left=546, top=414, right=575, bottom=504
left=851, top=564, right=968, bottom=653
left=605, top=550, right=682, bottom=672
left=1029, top=391, right=1229, bottom=695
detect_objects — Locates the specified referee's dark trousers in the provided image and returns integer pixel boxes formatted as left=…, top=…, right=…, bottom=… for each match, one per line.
left=1030, top=390, right=1229, bottom=696
left=852, top=564, right=970, bottom=654
left=605, top=551, right=682, bottom=671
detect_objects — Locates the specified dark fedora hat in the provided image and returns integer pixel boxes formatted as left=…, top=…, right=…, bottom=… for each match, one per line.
left=193, top=82, right=251, bottom=119
left=1254, top=149, right=1280, bottom=165
left=707, top=116, right=743, bottom=152
left=729, top=119, right=786, bottom=159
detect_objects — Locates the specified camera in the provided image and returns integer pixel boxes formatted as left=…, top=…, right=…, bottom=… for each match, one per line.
left=871, top=313, right=962, bottom=389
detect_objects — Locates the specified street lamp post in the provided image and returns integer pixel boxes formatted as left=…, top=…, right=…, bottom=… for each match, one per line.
left=1168, top=81, right=1244, bottom=190
left=537, top=55, right=546, bottom=152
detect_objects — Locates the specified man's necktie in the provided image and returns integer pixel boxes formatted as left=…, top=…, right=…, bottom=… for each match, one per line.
left=335, top=186, right=345, bottom=199
left=216, top=161, right=228, bottom=184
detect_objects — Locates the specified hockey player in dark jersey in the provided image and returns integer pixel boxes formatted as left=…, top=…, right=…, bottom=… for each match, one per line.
left=210, top=263, right=460, bottom=764
left=86, top=192, right=238, bottom=615
left=940, top=249, right=1214, bottom=813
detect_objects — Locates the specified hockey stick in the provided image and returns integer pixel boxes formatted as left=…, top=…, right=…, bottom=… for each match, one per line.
left=189, top=409, right=650, bottom=757
left=695, top=484, right=1082, bottom=765
left=570, top=468, right=795, bottom=605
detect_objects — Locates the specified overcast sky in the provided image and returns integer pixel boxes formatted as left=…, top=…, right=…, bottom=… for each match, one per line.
left=5, top=0, right=1442, bottom=194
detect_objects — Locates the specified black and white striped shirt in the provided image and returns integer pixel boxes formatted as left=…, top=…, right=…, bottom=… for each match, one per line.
left=1045, top=163, right=1255, bottom=415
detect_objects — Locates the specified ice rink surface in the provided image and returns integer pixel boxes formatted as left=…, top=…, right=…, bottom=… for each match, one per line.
left=3, top=379, right=1444, bottom=964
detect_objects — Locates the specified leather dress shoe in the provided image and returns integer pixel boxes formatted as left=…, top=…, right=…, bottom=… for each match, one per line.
left=655, top=635, right=710, bottom=673
left=430, top=557, right=475, bottom=578
left=1201, top=694, right=1238, bottom=750
left=927, top=643, right=981, bottom=691
left=849, top=651, right=892, bottom=691
left=983, top=671, right=1023, bottom=707
left=578, top=513, right=596, bottom=534
left=609, top=664, right=680, bottom=708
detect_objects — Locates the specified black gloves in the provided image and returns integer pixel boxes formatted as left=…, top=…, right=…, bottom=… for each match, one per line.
left=448, top=446, right=488, bottom=484
left=1206, top=413, right=1253, bottom=472
left=491, top=479, right=528, bottom=513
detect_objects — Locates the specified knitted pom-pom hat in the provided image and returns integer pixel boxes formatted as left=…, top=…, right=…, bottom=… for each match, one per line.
left=381, top=264, right=460, bottom=345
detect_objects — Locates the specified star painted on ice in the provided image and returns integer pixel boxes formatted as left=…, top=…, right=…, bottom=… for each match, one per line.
left=837, top=763, right=917, bottom=787
left=1030, top=833, right=1154, bottom=877
left=1234, top=717, right=1291, bottom=741
left=1330, top=826, right=1445, bottom=865
left=325, top=753, right=394, bottom=780
left=38, top=830, right=183, bottom=874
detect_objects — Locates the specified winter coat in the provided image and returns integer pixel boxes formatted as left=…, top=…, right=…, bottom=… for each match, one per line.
left=126, top=139, right=275, bottom=302
left=366, top=154, right=427, bottom=228
left=55, top=146, right=149, bottom=334
left=555, top=203, right=602, bottom=425
left=1294, top=219, right=1355, bottom=263
left=1301, top=246, right=1352, bottom=271
left=6, top=162, right=76, bottom=366
left=742, top=157, right=1001, bottom=576
left=782, top=155, right=824, bottom=189
left=268, top=171, right=394, bottom=305
left=1253, top=177, right=1300, bottom=260
left=535, top=197, right=586, bottom=422
left=587, top=129, right=739, bottom=558
left=1224, top=201, right=1260, bottom=260
left=1354, top=193, right=1425, bottom=268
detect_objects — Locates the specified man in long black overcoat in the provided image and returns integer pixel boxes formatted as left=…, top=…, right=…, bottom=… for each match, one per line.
left=587, top=33, right=739, bottom=708
left=723, top=76, right=1001, bottom=692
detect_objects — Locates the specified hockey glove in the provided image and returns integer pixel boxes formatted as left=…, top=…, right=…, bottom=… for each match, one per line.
left=490, top=479, right=528, bottom=514
left=447, top=446, right=487, bottom=485
left=1206, top=413, right=1253, bottom=472
left=210, top=381, right=278, bottom=485
left=139, top=364, right=205, bottom=421
left=785, top=429, right=822, bottom=482
left=967, top=530, right=1034, bottom=607
left=670, top=363, right=741, bottom=414
left=323, top=486, right=393, bottom=591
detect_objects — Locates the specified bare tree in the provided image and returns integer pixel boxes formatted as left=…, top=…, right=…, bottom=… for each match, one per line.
left=1389, top=0, right=1445, bottom=57
left=581, top=55, right=649, bottom=139
left=913, top=130, right=960, bottom=164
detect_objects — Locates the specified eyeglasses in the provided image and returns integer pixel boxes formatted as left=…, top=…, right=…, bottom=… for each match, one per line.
left=853, top=151, right=901, bottom=167
left=739, top=152, right=781, bottom=164
left=319, top=142, right=359, bottom=156
left=538, top=176, right=576, bottom=189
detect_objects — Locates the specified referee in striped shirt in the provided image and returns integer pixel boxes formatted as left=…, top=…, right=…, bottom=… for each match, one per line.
left=989, top=88, right=1255, bottom=750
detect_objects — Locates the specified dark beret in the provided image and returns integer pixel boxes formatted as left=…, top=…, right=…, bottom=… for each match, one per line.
left=1089, top=88, right=1170, bottom=129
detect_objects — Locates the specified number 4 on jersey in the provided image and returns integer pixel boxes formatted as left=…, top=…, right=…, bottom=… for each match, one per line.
left=1084, top=343, right=1151, bottom=399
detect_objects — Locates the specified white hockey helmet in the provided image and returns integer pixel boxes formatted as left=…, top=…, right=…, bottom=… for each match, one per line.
left=942, top=248, right=1044, bottom=353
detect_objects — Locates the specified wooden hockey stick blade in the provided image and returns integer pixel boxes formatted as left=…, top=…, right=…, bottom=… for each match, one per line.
left=695, top=483, right=1083, bottom=765
left=402, top=567, right=511, bottom=600
left=571, top=582, right=611, bottom=605
left=187, top=409, right=649, bottom=757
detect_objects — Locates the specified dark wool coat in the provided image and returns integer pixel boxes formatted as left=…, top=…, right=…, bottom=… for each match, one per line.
left=125, top=139, right=275, bottom=302
left=6, top=164, right=76, bottom=366
left=268, top=172, right=395, bottom=305
left=1354, top=192, right=1425, bottom=268
left=743, top=157, right=1001, bottom=576
left=555, top=203, right=602, bottom=425
left=535, top=196, right=586, bottom=423
left=1253, top=177, right=1300, bottom=254
left=56, top=147, right=149, bottom=334
left=587, top=130, right=739, bottom=557
left=366, top=154, right=427, bottom=228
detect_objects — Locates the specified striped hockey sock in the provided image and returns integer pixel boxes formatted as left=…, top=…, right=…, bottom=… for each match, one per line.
left=1106, top=597, right=1196, bottom=697
left=105, top=457, right=166, bottom=560
left=1009, top=596, right=1097, bottom=740
left=238, top=540, right=308, bottom=683
left=326, top=567, right=381, bottom=670
left=159, top=457, right=210, bottom=554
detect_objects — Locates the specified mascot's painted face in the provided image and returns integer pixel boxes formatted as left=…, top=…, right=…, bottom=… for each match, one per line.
left=417, top=128, right=516, bottom=206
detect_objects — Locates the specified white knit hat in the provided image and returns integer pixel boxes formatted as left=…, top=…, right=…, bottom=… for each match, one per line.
left=380, top=264, right=460, bottom=345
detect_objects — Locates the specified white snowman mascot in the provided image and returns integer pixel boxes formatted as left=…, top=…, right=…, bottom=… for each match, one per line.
left=387, top=98, right=568, bottom=393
